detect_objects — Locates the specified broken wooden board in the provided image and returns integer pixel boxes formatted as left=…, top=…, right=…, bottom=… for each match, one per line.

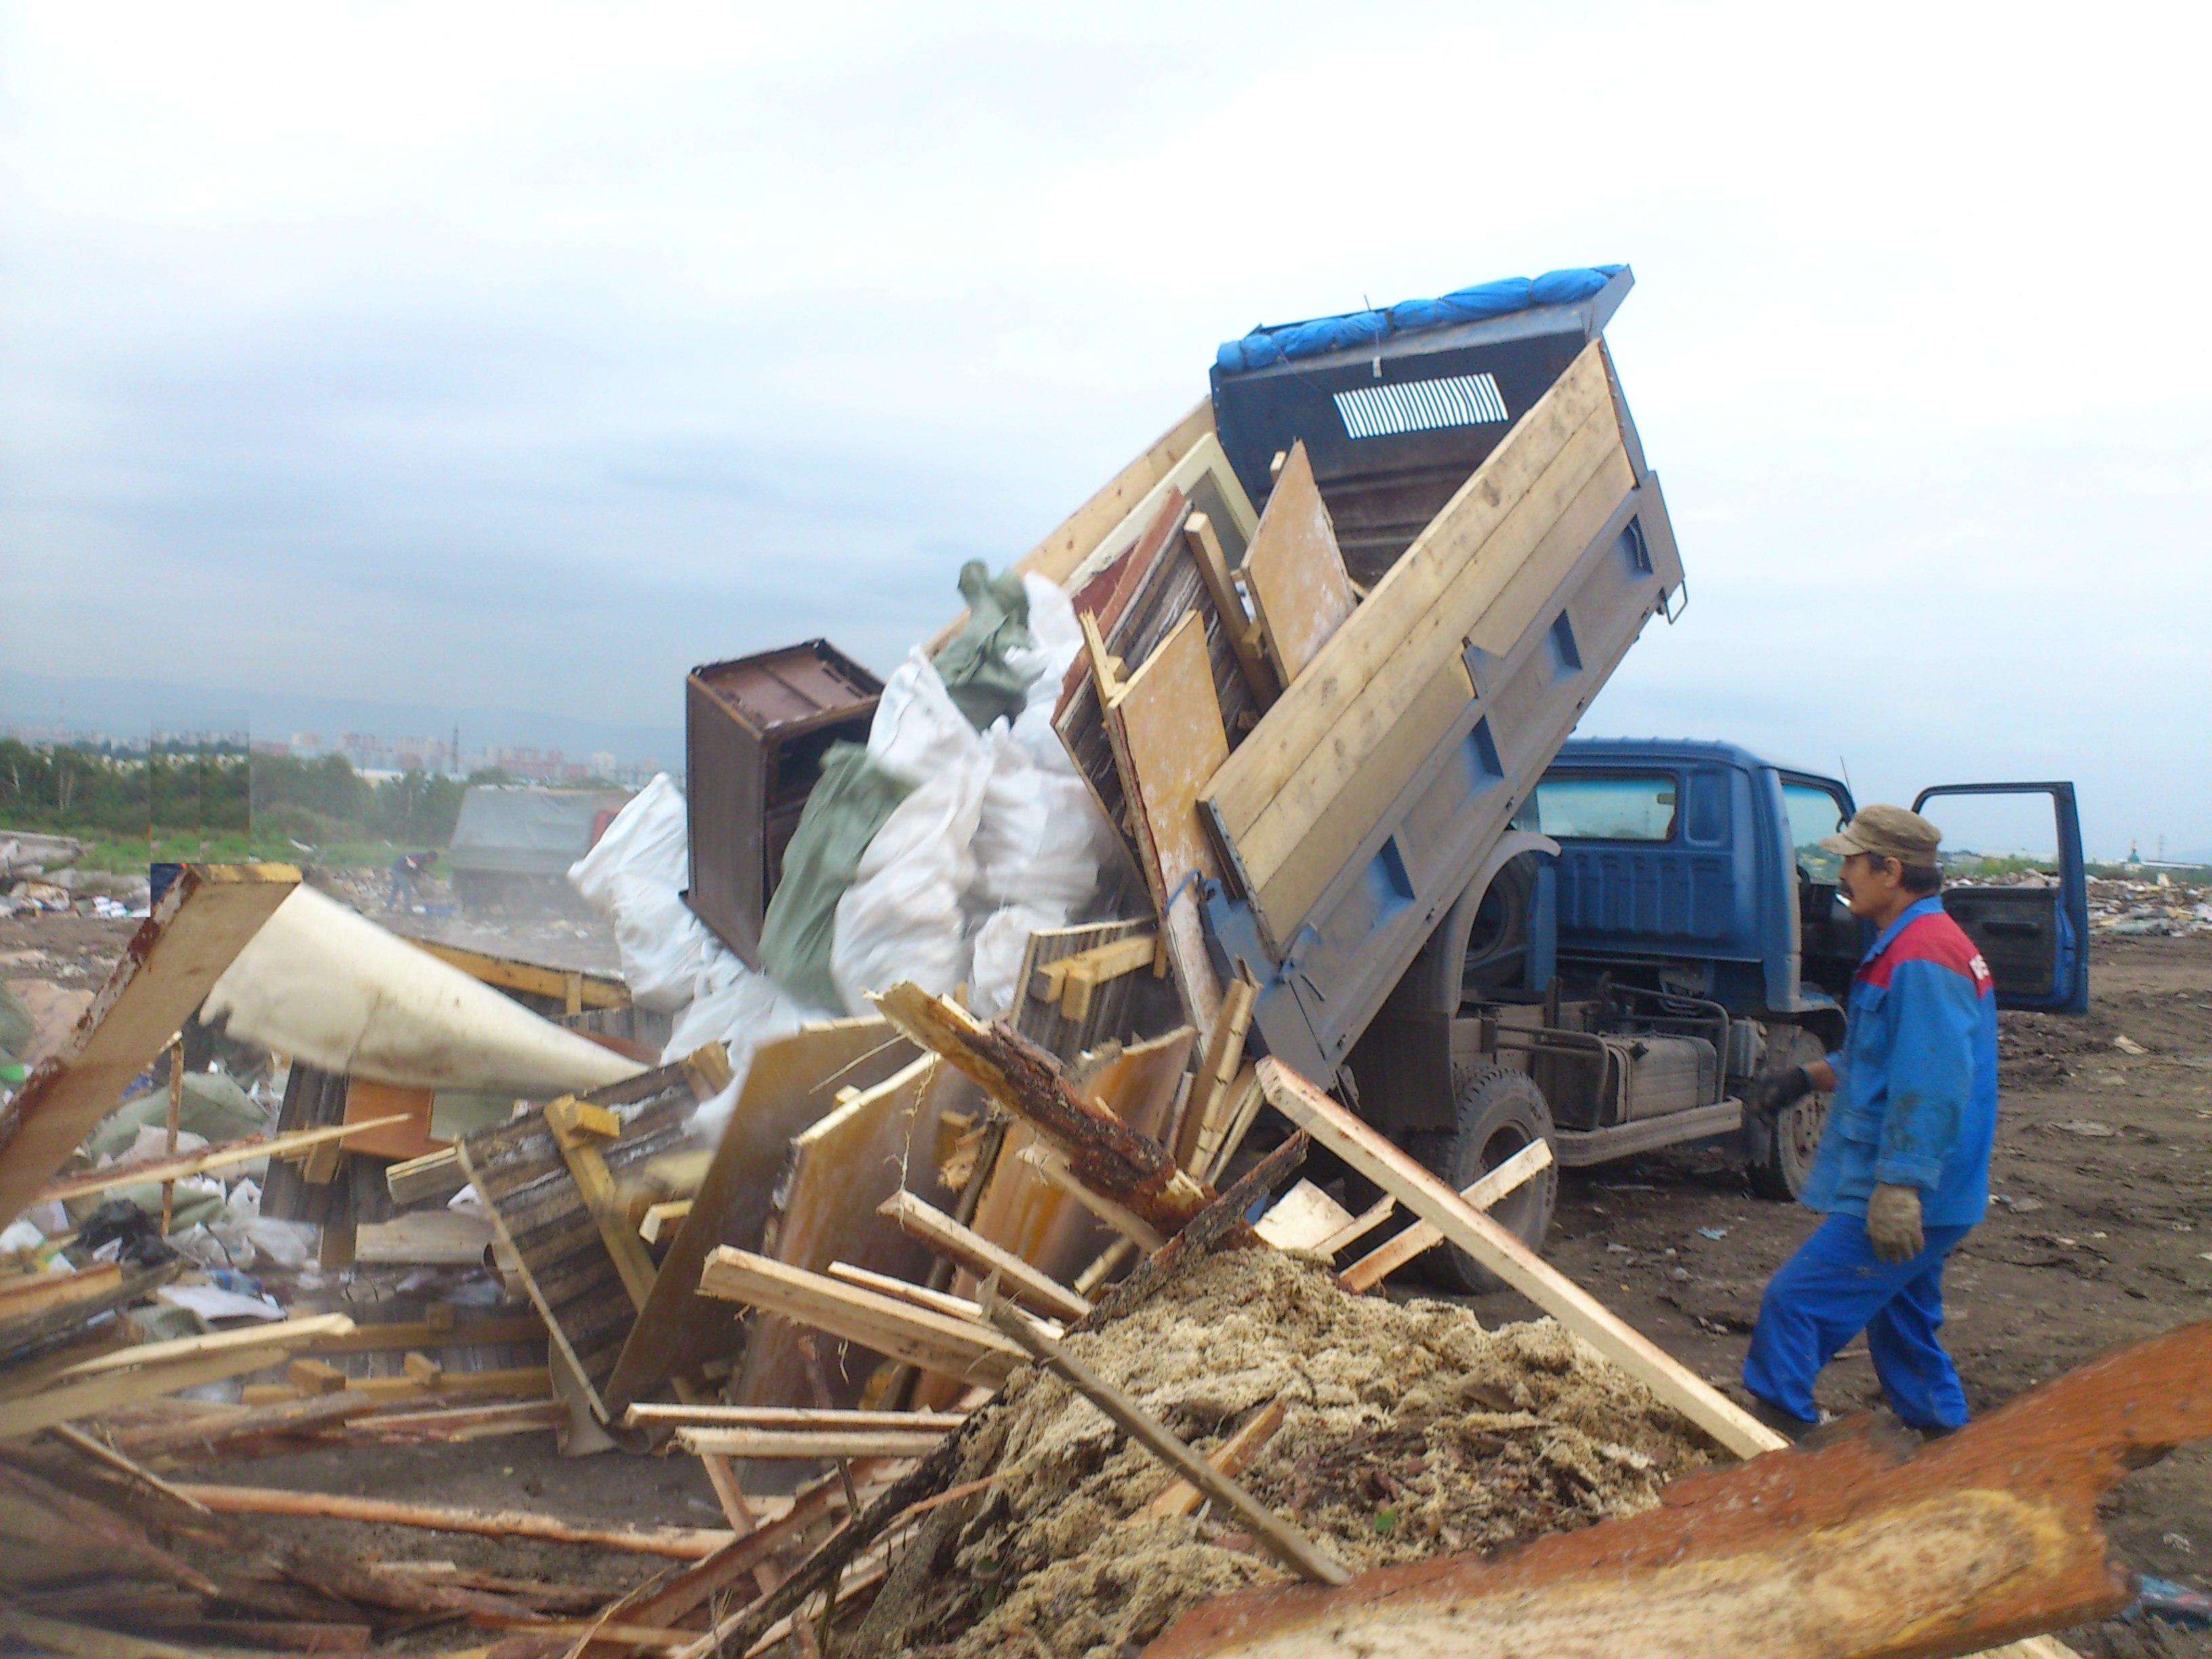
left=1251, top=1179, right=1355, bottom=1252
left=339, top=1078, right=439, bottom=1162
left=0, top=863, right=299, bottom=1228
left=957, top=1023, right=1196, bottom=1294
left=878, top=1189, right=1093, bottom=1322
left=732, top=1053, right=971, bottom=1411
left=1202, top=341, right=1633, bottom=945
left=456, top=1063, right=699, bottom=1420
left=605, top=1018, right=914, bottom=1412
left=1241, top=441, right=1356, bottom=688
left=1103, top=609, right=1230, bottom=1034
left=1257, top=1057, right=1774, bottom=1458
left=1143, top=1319, right=2212, bottom=1659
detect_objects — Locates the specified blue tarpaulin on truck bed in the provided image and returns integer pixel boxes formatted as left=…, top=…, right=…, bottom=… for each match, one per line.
left=1215, top=266, right=1626, bottom=373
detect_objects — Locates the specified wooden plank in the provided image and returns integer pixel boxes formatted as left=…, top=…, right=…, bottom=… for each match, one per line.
left=1202, top=342, right=1612, bottom=851
left=1136, top=1398, right=1287, bottom=1521
left=1021, top=1145, right=1164, bottom=1250
left=1036, top=933, right=1157, bottom=1023
left=626, top=1404, right=966, bottom=1432
left=605, top=1019, right=914, bottom=1412
left=638, top=1199, right=691, bottom=1244
left=1008, top=917, right=1153, bottom=1065
left=1257, top=1058, right=1777, bottom=1458
left=171, top=1484, right=737, bottom=1559
left=1102, top=611, right=1229, bottom=1035
left=241, top=1365, right=550, bottom=1407
left=0, top=863, right=299, bottom=1227
left=340, top=1078, right=439, bottom=1162
left=877, top=1189, right=1093, bottom=1322
left=1337, top=1136, right=1554, bottom=1293
left=825, top=1259, right=1025, bottom=1326
left=386, top=1145, right=465, bottom=1207
left=37, top=1313, right=354, bottom=1381
left=673, top=1425, right=947, bottom=1460
left=1252, top=1179, right=1355, bottom=1251
left=1241, top=441, right=1357, bottom=687
left=409, top=940, right=630, bottom=1010
left=1175, top=975, right=1256, bottom=1171
left=352, top=1209, right=494, bottom=1266
left=980, top=1290, right=1349, bottom=1586
left=30, top=1114, right=411, bottom=1207
left=731, top=1053, right=966, bottom=1411
left=0, top=1343, right=294, bottom=1439
left=1017, top=398, right=1216, bottom=591
left=700, top=1248, right=1020, bottom=1387
left=0, top=1261, right=120, bottom=1323
left=107, top=1391, right=376, bottom=1457
left=302, top=1313, right=544, bottom=1355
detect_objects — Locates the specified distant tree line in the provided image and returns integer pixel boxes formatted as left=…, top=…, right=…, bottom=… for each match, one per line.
left=0, top=740, right=489, bottom=846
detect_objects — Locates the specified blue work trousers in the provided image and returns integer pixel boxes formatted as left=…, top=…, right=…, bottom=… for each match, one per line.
left=1742, top=1214, right=1973, bottom=1433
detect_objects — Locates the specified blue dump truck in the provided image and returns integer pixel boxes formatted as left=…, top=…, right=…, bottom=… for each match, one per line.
left=1196, top=268, right=2086, bottom=1286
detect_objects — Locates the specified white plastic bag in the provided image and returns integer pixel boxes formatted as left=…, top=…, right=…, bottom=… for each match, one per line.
left=663, top=945, right=826, bottom=1143
left=830, top=654, right=991, bottom=1015
left=567, top=774, right=716, bottom=1012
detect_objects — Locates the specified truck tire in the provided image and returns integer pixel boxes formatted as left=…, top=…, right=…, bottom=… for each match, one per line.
left=1410, top=1064, right=1557, bottom=1294
left=1744, top=1023, right=1830, bottom=1202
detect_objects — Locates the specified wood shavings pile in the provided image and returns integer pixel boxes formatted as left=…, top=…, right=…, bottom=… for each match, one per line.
left=864, top=1246, right=1718, bottom=1658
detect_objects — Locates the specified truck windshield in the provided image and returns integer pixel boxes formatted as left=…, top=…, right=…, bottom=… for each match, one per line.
left=1525, top=774, right=1677, bottom=840
left=1782, top=783, right=1849, bottom=882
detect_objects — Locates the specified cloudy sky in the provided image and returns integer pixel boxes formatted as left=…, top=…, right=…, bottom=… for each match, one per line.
left=3, top=2, right=2207, bottom=857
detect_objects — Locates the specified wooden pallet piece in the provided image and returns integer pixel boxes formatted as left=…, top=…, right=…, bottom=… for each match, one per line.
left=1256, top=1057, right=1774, bottom=1458
left=1009, top=917, right=1156, bottom=1063
left=457, top=1064, right=699, bottom=1420
left=1101, top=610, right=1230, bottom=1034
left=731, top=1054, right=970, bottom=1410
left=604, top=1019, right=914, bottom=1412
left=0, top=863, right=298, bottom=1228
left=1183, top=511, right=1277, bottom=708
left=1336, top=1136, right=1553, bottom=1292
left=1174, top=975, right=1256, bottom=1170
left=1240, top=441, right=1357, bottom=687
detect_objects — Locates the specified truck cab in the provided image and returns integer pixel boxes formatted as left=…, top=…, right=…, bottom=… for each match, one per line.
left=1341, top=740, right=2087, bottom=1286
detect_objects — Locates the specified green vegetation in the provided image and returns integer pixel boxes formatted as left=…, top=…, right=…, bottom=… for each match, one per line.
left=0, top=739, right=485, bottom=857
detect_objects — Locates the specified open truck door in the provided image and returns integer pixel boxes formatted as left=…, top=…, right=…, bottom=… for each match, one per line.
left=1912, top=782, right=2089, bottom=1014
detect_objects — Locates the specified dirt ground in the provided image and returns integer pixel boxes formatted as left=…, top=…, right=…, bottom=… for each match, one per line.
left=8, top=905, right=2207, bottom=1653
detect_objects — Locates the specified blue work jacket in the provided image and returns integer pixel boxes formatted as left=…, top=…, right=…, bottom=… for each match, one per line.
left=1801, top=895, right=1999, bottom=1227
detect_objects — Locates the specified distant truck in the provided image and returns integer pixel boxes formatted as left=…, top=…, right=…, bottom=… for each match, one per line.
left=1196, top=269, right=2085, bottom=1284
left=448, top=785, right=632, bottom=907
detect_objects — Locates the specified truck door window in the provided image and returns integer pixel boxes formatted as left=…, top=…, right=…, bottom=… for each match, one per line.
left=1782, top=784, right=1850, bottom=882
left=1527, top=775, right=1677, bottom=840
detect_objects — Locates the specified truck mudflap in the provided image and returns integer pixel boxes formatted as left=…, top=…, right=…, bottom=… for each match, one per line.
left=1200, top=336, right=1683, bottom=1088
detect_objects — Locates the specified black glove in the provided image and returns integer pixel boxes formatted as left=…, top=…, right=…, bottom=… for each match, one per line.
left=1743, top=1064, right=1813, bottom=1123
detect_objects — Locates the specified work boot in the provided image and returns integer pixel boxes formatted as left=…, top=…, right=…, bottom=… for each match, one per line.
left=1746, top=1395, right=1821, bottom=1442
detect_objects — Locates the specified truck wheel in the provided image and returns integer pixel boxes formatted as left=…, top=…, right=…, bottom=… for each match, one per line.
left=1745, top=1024, right=1829, bottom=1202
left=1410, top=1065, right=1557, bottom=1295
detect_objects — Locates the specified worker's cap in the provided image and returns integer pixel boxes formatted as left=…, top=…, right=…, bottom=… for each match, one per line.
left=1820, top=803, right=1941, bottom=867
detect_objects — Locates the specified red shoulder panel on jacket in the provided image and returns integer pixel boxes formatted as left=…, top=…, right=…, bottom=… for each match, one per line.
left=1860, top=911, right=1994, bottom=995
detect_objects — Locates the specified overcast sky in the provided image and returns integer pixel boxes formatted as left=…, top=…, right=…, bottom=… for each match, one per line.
left=3, top=2, right=2207, bottom=858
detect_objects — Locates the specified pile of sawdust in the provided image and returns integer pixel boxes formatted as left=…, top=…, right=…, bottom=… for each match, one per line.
left=868, top=1246, right=1717, bottom=1659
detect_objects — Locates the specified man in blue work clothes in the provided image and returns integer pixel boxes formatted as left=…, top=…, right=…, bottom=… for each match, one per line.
left=1740, top=803, right=1997, bottom=1439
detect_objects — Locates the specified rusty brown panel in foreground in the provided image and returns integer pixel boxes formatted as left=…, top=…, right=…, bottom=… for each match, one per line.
left=1144, top=1319, right=2212, bottom=1659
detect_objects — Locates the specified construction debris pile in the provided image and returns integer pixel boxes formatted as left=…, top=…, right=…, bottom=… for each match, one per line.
left=1, top=267, right=2200, bottom=1659
left=864, top=1247, right=1713, bottom=1658
left=2087, top=873, right=2212, bottom=935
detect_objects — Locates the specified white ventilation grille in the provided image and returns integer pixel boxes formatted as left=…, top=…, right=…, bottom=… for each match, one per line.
left=1333, top=371, right=1510, bottom=438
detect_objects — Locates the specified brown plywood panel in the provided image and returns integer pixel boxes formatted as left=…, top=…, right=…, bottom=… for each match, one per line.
left=733, top=1056, right=971, bottom=1410
left=605, top=1018, right=914, bottom=1410
left=1243, top=441, right=1356, bottom=687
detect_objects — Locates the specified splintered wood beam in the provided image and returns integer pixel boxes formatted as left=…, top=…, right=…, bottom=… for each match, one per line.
left=1336, top=1136, right=1553, bottom=1294
left=1258, top=1058, right=1774, bottom=1459
left=1141, top=1319, right=2212, bottom=1659
left=639, top=1200, right=691, bottom=1244
left=171, top=1484, right=741, bottom=1559
left=874, top=981, right=1214, bottom=1237
left=697, top=1247, right=1021, bottom=1387
left=878, top=1188, right=1094, bottom=1322
left=108, top=1391, right=377, bottom=1458
left=1136, top=1398, right=1288, bottom=1521
left=981, top=1288, right=1350, bottom=1586
left=30, top=1114, right=412, bottom=1208
left=674, top=1425, right=949, bottom=1461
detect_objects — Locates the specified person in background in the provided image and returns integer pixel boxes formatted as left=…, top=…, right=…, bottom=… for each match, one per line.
left=1740, top=803, right=1998, bottom=1438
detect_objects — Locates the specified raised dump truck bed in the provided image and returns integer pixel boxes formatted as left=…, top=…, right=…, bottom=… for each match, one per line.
left=1197, top=276, right=1683, bottom=1089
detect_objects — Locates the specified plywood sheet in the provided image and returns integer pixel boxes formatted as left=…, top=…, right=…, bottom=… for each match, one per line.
left=605, top=1018, right=914, bottom=1410
left=1244, top=441, right=1355, bottom=686
left=342, top=1080, right=440, bottom=1162
left=0, top=864, right=298, bottom=1229
left=733, top=1055, right=972, bottom=1410
left=1105, top=611, right=1229, bottom=1033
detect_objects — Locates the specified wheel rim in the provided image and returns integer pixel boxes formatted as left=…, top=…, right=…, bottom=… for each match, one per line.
left=1782, top=1094, right=1826, bottom=1184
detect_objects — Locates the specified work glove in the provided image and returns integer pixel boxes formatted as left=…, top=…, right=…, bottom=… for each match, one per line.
left=1865, top=1183, right=1925, bottom=1264
left=1742, top=1064, right=1813, bottom=1124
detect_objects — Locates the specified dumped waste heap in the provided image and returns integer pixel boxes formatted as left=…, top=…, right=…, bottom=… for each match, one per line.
left=865, top=1246, right=1714, bottom=1658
